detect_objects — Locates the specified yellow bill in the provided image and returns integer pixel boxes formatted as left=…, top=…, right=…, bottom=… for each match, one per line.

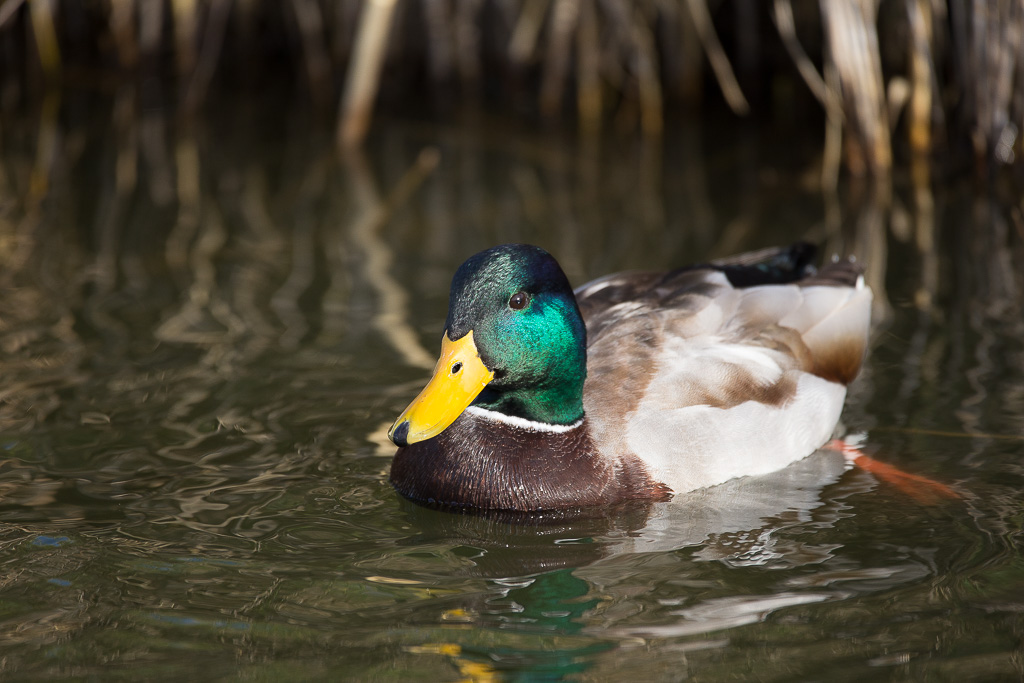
left=388, top=330, right=494, bottom=446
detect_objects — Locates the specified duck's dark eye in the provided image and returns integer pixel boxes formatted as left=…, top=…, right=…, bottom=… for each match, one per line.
left=508, top=291, right=529, bottom=310
left=451, top=361, right=463, bottom=375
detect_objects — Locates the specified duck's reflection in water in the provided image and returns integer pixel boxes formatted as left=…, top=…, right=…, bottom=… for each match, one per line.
left=392, top=447, right=932, bottom=679
left=397, top=445, right=859, bottom=578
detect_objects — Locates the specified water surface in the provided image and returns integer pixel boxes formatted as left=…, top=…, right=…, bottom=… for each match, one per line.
left=1, top=100, right=1022, bottom=680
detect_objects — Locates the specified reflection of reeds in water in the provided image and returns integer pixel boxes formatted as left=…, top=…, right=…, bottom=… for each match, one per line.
left=0, top=53, right=1021, bottom=515
left=1, top=92, right=1020, bottom=455
left=0, top=85, right=1021, bottom=679
left=2, top=1, right=1024, bottom=175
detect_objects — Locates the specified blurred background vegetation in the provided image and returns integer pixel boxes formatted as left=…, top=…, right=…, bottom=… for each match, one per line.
left=2, top=0, right=1023, bottom=180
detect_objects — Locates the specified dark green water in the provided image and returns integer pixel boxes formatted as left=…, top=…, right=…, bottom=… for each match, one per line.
left=1, top=100, right=1023, bottom=681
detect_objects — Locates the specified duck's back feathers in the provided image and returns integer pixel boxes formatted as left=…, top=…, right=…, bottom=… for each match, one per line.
left=576, top=247, right=871, bottom=495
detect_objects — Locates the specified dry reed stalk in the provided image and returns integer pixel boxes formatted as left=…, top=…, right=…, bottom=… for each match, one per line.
left=422, top=0, right=454, bottom=83
left=540, top=0, right=579, bottom=119
left=28, top=92, right=60, bottom=211
left=979, top=0, right=1022, bottom=164
left=291, top=0, right=333, bottom=109
left=2, top=0, right=1024, bottom=175
left=820, top=0, right=891, bottom=176
left=966, top=0, right=989, bottom=158
left=772, top=0, right=831, bottom=110
left=28, top=0, right=60, bottom=82
left=232, top=0, right=257, bottom=63
left=138, top=1, right=173, bottom=205
left=683, top=0, right=749, bottom=115
left=1017, top=17, right=1024, bottom=163
left=109, top=0, right=138, bottom=69
left=338, top=0, right=397, bottom=148
left=139, top=0, right=164, bottom=63
left=0, top=0, right=26, bottom=29
left=509, top=0, right=549, bottom=65
left=454, top=0, right=483, bottom=94
left=913, top=179, right=936, bottom=310
left=907, top=0, right=934, bottom=159
left=844, top=180, right=891, bottom=323
left=592, top=0, right=629, bottom=100
left=772, top=0, right=845, bottom=187
left=675, top=0, right=705, bottom=102
left=184, top=0, right=232, bottom=112
left=172, top=0, right=199, bottom=80
left=951, top=0, right=1007, bottom=161
left=114, top=86, right=138, bottom=197
left=576, top=0, right=602, bottom=134
left=733, top=0, right=760, bottom=89
left=631, top=4, right=664, bottom=137
left=822, top=59, right=843, bottom=190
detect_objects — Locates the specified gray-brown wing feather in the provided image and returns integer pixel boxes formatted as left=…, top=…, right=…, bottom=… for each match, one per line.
left=575, top=264, right=870, bottom=435
left=575, top=260, right=868, bottom=386
left=572, top=257, right=871, bottom=493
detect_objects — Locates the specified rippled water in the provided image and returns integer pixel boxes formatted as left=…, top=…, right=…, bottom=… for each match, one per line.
left=1, top=99, right=1023, bottom=680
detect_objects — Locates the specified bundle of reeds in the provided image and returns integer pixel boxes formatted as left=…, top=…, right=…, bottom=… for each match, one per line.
left=1, top=0, right=1022, bottom=178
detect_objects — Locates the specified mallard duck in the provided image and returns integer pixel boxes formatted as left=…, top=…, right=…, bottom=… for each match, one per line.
left=388, top=243, right=872, bottom=512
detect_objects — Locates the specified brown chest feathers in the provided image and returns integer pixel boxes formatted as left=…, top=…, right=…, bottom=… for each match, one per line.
left=389, top=410, right=672, bottom=512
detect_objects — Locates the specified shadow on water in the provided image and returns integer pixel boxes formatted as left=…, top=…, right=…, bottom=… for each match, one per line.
left=0, top=94, right=1023, bottom=679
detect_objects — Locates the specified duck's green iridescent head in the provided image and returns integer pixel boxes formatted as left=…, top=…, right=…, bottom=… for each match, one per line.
left=389, top=244, right=587, bottom=446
